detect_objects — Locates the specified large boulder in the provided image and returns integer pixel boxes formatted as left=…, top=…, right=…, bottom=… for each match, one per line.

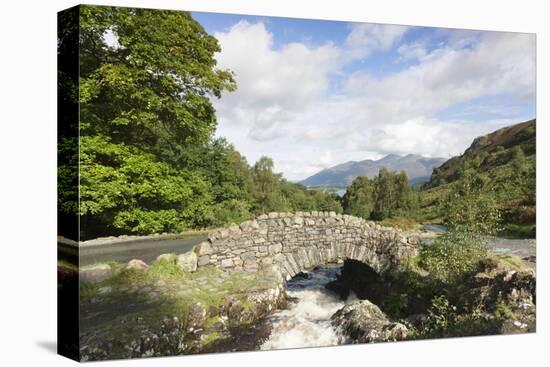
left=80, top=264, right=112, bottom=284
left=331, top=299, right=408, bottom=343
left=125, top=259, right=149, bottom=272
left=177, top=251, right=198, bottom=272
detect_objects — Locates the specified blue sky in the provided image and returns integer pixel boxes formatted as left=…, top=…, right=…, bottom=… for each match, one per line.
left=192, top=11, right=536, bottom=181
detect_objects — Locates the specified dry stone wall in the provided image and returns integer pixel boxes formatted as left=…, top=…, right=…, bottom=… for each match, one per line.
left=195, top=211, right=418, bottom=280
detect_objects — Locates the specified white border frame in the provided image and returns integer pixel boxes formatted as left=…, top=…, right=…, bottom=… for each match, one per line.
left=0, top=1, right=546, bottom=366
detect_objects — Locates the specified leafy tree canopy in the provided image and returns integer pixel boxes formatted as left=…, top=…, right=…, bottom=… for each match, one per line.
left=58, top=6, right=343, bottom=239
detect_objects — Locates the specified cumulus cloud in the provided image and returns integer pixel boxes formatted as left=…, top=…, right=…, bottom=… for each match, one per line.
left=212, top=20, right=346, bottom=154
left=348, top=33, right=534, bottom=113
left=214, top=21, right=341, bottom=108
left=337, top=30, right=536, bottom=160
left=211, top=21, right=535, bottom=181
left=396, top=42, right=428, bottom=63
left=345, top=117, right=511, bottom=158
left=345, top=23, right=409, bottom=60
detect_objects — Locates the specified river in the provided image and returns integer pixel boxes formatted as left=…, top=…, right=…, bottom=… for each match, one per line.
left=60, top=235, right=208, bottom=266
left=70, top=227, right=534, bottom=352
left=258, top=228, right=535, bottom=351
left=418, top=224, right=536, bottom=257
left=260, top=264, right=351, bottom=350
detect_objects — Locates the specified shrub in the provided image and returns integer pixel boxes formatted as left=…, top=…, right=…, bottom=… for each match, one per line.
left=412, top=294, right=502, bottom=338
left=422, top=295, right=458, bottom=336
left=443, top=176, right=502, bottom=235
left=420, top=231, right=488, bottom=283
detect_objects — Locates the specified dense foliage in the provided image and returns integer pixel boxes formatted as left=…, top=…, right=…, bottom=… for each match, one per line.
left=342, top=168, right=417, bottom=221
left=58, top=6, right=534, bottom=241
left=58, top=6, right=341, bottom=239
left=419, top=231, right=488, bottom=283
left=419, top=170, right=498, bottom=283
left=418, top=120, right=536, bottom=237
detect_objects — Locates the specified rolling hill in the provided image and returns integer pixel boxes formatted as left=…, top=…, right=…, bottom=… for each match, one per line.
left=425, top=119, right=536, bottom=188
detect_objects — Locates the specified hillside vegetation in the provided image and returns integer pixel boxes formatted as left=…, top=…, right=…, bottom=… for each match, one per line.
left=340, top=119, right=536, bottom=238
left=418, top=119, right=536, bottom=237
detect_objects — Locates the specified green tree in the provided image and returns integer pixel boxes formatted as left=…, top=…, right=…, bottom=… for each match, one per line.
left=443, top=170, right=501, bottom=235
left=372, top=168, right=396, bottom=220
left=251, top=156, right=288, bottom=214
left=280, top=182, right=317, bottom=212
left=315, top=192, right=344, bottom=213
left=343, top=170, right=415, bottom=221
left=508, top=146, right=534, bottom=201
left=79, top=6, right=236, bottom=162
left=342, top=176, right=376, bottom=219
left=62, top=6, right=237, bottom=238
left=394, top=171, right=414, bottom=215
left=194, top=138, right=255, bottom=225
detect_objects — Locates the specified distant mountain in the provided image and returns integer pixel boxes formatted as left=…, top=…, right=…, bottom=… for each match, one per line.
left=425, top=119, right=536, bottom=188
left=300, top=154, right=446, bottom=188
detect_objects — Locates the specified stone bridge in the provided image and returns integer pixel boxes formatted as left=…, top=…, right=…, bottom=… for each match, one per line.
left=194, top=211, right=418, bottom=280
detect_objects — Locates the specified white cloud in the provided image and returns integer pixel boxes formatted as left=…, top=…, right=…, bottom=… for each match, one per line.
left=345, top=23, right=409, bottom=59
left=347, top=117, right=512, bottom=158
left=211, top=22, right=535, bottom=181
left=396, top=42, right=428, bottom=62
left=214, top=21, right=341, bottom=109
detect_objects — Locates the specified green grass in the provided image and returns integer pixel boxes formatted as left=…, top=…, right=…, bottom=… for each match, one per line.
left=380, top=216, right=421, bottom=231
left=146, top=255, right=184, bottom=280
left=492, top=254, right=525, bottom=271
left=494, top=296, right=517, bottom=321
left=78, top=262, right=282, bottom=357
left=78, top=256, right=277, bottom=308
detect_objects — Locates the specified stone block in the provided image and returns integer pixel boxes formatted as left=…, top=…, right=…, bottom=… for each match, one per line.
left=80, top=264, right=112, bottom=284
left=269, top=242, right=283, bottom=254
left=293, top=216, right=304, bottom=226
left=196, top=241, right=213, bottom=256
left=220, top=258, right=234, bottom=268
left=243, top=258, right=259, bottom=272
left=177, top=251, right=198, bottom=272
left=198, top=255, right=211, bottom=266
left=125, top=259, right=149, bottom=272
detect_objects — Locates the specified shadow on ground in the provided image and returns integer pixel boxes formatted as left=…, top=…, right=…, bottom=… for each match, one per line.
left=36, top=340, right=57, bottom=354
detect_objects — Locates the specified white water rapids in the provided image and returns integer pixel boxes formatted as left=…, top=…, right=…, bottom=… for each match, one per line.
left=260, top=265, right=355, bottom=350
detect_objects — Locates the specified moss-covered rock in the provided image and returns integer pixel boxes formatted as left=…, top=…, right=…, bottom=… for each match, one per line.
left=78, top=261, right=285, bottom=361
left=331, top=299, right=409, bottom=343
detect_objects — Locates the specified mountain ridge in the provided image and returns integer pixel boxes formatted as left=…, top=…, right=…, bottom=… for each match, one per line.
left=300, top=154, right=446, bottom=187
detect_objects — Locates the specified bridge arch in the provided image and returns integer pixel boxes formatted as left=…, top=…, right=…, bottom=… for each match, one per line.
left=195, top=211, right=418, bottom=280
